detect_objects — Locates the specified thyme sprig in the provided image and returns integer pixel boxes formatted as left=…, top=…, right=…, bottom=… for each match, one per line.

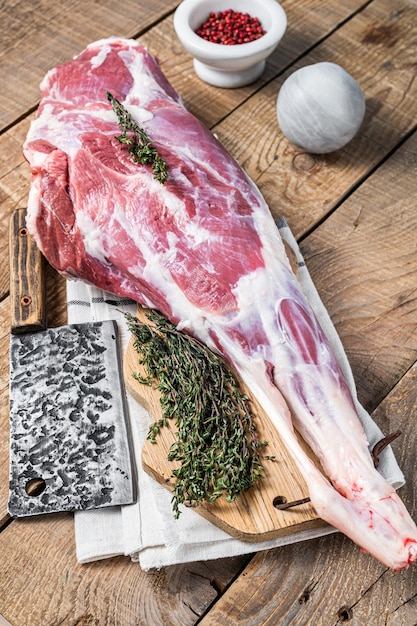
left=106, top=91, right=168, bottom=184
left=126, top=310, right=270, bottom=518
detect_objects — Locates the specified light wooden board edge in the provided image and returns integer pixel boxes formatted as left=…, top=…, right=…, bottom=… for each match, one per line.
left=123, top=308, right=329, bottom=543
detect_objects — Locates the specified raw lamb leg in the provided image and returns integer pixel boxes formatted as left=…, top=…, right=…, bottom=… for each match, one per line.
left=23, top=37, right=417, bottom=569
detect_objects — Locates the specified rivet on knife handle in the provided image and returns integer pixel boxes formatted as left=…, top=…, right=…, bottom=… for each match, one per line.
left=9, top=208, right=47, bottom=334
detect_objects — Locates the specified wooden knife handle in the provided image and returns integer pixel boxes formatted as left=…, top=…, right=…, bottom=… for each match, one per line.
left=9, top=208, right=47, bottom=334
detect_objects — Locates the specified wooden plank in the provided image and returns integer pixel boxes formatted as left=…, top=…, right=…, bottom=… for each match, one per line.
left=0, top=513, right=250, bottom=626
left=0, top=116, right=33, bottom=301
left=211, top=0, right=417, bottom=237
left=301, top=128, right=417, bottom=412
left=0, top=0, right=179, bottom=130
left=198, top=361, right=417, bottom=626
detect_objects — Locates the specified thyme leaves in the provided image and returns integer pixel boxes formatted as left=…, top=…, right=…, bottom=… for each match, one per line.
left=126, top=310, right=269, bottom=518
left=106, top=91, right=168, bottom=184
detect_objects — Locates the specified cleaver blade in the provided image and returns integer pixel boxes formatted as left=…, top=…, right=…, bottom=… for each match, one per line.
left=8, top=208, right=137, bottom=517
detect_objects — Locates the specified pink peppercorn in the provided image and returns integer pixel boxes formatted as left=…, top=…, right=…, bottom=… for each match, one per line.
left=195, top=9, right=266, bottom=45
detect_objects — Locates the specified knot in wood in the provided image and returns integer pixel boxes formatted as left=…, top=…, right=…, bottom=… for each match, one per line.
left=292, top=153, right=317, bottom=172
left=337, top=605, right=353, bottom=622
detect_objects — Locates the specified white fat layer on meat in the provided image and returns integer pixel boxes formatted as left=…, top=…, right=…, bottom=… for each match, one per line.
left=114, top=166, right=378, bottom=495
left=142, top=255, right=215, bottom=345
left=122, top=49, right=165, bottom=108
left=124, top=101, right=154, bottom=125
left=39, top=67, right=57, bottom=92
left=24, top=147, right=50, bottom=169
left=26, top=104, right=117, bottom=155
left=25, top=177, right=43, bottom=243
left=199, top=211, right=372, bottom=472
left=163, top=232, right=180, bottom=264
left=76, top=212, right=110, bottom=265
left=143, top=253, right=215, bottom=347
left=183, top=220, right=213, bottom=245
left=89, top=42, right=111, bottom=68
left=27, top=104, right=62, bottom=142
left=86, top=36, right=149, bottom=66
left=106, top=195, right=216, bottom=346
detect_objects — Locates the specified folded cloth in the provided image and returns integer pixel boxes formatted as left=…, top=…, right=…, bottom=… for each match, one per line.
left=68, top=219, right=404, bottom=569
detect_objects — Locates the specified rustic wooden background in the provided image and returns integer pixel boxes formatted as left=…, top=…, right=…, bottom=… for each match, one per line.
left=1, top=1, right=417, bottom=624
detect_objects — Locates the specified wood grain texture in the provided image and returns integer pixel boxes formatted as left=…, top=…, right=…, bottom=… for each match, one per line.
left=9, top=208, right=46, bottom=333
left=0, top=116, right=33, bottom=301
left=0, top=514, right=250, bottom=626
left=0, top=0, right=179, bottom=131
left=198, top=362, right=417, bottom=626
left=300, top=130, right=417, bottom=413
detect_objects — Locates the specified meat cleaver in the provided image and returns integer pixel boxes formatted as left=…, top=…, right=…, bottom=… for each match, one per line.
left=8, top=208, right=137, bottom=516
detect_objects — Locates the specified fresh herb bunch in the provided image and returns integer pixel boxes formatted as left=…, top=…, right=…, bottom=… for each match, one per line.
left=126, top=310, right=270, bottom=518
left=107, top=91, right=168, bottom=184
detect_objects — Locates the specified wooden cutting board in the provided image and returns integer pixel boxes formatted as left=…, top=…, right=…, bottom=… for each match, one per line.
left=123, top=305, right=329, bottom=543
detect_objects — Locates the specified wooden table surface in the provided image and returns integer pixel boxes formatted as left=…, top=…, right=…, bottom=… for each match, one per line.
left=1, top=1, right=417, bottom=624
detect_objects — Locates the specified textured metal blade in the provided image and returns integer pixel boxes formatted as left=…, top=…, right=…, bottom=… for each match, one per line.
left=8, top=319, right=136, bottom=516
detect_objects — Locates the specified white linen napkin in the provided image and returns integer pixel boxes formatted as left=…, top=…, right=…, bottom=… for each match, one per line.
left=68, top=219, right=404, bottom=569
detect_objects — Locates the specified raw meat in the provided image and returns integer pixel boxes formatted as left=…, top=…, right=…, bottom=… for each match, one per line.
left=23, top=37, right=417, bottom=569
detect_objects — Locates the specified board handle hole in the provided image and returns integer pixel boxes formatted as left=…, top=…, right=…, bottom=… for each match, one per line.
left=25, top=477, right=46, bottom=497
left=19, top=227, right=28, bottom=237
left=273, top=495, right=287, bottom=507
left=273, top=495, right=311, bottom=510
